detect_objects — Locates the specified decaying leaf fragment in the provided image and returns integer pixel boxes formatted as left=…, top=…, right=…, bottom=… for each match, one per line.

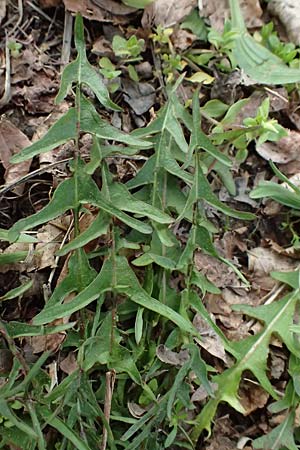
left=142, top=0, right=197, bottom=28
left=200, top=0, right=263, bottom=32
left=0, top=119, right=32, bottom=194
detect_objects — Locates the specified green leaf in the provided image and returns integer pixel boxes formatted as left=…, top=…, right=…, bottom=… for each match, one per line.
left=33, top=256, right=196, bottom=336
left=229, top=0, right=300, bottom=85
left=4, top=321, right=76, bottom=338
left=56, top=14, right=120, bottom=111
left=0, top=400, right=37, bottom=439
left=0, top=280, right=33, bottom=301
left=122, top=0, right=154, bottom=8
left=56, top=212, right=110, bottom=256
left=167, top=361, right=191, bottom=418
left=250, top=181, right=300, bottom=210
left=135, top=307, right=144, bottom=344
left=10, top=108, right=77, bottom=163
left=0, top=251, right=29, bottom=265
left=201, top=99, right=229, bottom=119
left=252, top=411, right=298, bottom=450
left=109, top=182, right=173, bottom=224
left=37, top=249, right=97, bottom=316
left=8, top=162, right=152, bottom=242
left=83, top=312, right=113, bottom=370
left=197, top=165, right=255, bottom=220
left=191, top=290, right=300, bottom=441
left=132, top=252, right=176, bottom=269
left=10, top=95, right=151, bottom=164
left=0, top=229, right=37, bottom=243
left=39, top=406, right=92, bottom=450
left=181, top=9, right=207, bottom=40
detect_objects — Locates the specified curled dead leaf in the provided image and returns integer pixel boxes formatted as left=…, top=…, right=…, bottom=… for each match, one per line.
left=156, top=344, right=190, bottom=366
left=193, top=313, right=227, bottom=361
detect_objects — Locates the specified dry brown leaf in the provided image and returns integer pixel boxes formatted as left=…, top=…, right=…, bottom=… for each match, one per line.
left=194, top=251, right=240, bottom=288
left=205, top=436, right=237, bottom=450
left=248, top=247, right=298, bottom=275
left=128, top=402, right=147, bottom=418
left=142, top=0, right=196, bottom=28
left=0, top=349, right=13, bottom=375
left=256, top=130, right=300, bottom=165
left=268, top=0, right=300, bottom=45
left=270, top=351, right=286, bottom=379
left=26, top=217, right=70, bottom=271
left=30, top=330, right=66, bottom=354
left=156, top=344, right=190, bottom=366
left=0, top=119, right=32, bottom=194
left=171, top=29, right=196, bottom=51
left=200, top=0, right=262, bottom=32
left=60, top=352, right=78, bottom=375
left=191, top=382, right=218, bottom=402
left=193, top=313, right=227, bottom=361
left=63, top=0, right=135, bottom=21
left=239, top=383, right=269, bottom=415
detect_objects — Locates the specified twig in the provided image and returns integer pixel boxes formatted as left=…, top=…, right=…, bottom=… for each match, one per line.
left=7, top=0, right=23, bottom=37
left=101, top=370, right=116, bottom=450
left=0, top=158, right=72, bottom=197
left=0, top=33, right=11, bottom=108
left=26, top=1, right=54, bottom=23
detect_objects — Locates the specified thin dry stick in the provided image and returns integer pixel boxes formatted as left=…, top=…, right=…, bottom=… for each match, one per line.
left=101, top=370, right=116, bottom=450
left=7, top=0, right=23, bottom=37
left=0, top=33, right=11, bottom=108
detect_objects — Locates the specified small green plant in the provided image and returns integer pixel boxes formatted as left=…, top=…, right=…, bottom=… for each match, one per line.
left=161, top=53, right=186, bottom=83
left=8, top=40, right=22, bottom=58
left=112, top=34, right=145, bottom=60
left=256, top=22, right=298, bottom=64
left=150, top=24, right=173, bottom=46
left=243, top=97, right=287, bottom=144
